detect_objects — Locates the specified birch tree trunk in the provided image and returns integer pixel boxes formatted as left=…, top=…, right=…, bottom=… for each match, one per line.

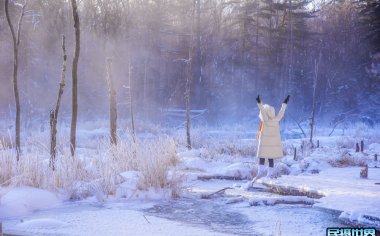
left=5, top=0, right=26, bottom=161
left=50, top=35, right=67, bottom=171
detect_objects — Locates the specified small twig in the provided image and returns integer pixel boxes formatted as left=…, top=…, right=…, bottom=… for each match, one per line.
left=143, top=215, right=151, bottom=224
left=295, top=121, right=307, bottom=138
left=201, top=187, right=233, bottom=199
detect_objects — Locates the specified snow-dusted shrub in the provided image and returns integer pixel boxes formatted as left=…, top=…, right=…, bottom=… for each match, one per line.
left=347, top=123, right=380, bottom=144
left=0, top=149, right=14, bottom=185
left=173, top=127, right=207, bottom=149
left=289, top=163, right=302, bottom=175
left=336, top=137, right=356, bottom=149
left=67, top=137, right=180, bottom=199
left=0, top=135, right=181, bottom=200
left=201, top=139, right=256, bottom=160
left=135, top=138, right=180, bottom=190
left=328, top=151, right=367, bottom=167
left=273, top=162, right=290, bottom=177
left=174, top=126, right=257, bottom=160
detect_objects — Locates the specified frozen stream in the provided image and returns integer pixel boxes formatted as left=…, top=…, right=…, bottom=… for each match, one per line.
left=145, top=194, right=347, bottom=235
left=2, top=181, right=347, bottom=236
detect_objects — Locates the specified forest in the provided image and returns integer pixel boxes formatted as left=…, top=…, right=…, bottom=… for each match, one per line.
left=0, top=0, right=379, bottom=131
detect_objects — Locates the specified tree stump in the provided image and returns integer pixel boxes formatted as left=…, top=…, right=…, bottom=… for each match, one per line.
left=360, top=165, right=368, bottom=179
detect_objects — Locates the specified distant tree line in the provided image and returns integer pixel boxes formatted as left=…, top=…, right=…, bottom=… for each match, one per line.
left=0, top=0, right=379, bottom=128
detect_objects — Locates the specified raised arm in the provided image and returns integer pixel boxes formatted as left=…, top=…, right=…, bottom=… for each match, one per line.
left=275, top=103, right=287, bottom=121
left=275, top=95, right=290, bottom=121
left=256, top=95, right=268, bottom=121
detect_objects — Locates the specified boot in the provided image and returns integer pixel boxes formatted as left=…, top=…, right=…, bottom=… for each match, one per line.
left=242, top=165, right=266, bottom=190
left=256, top=164, right=266, bottom=179
left=266, top=167, right=274, bottom=178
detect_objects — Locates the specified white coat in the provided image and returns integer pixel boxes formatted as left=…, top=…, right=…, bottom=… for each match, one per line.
left=256, top=102, right=287, bottom=159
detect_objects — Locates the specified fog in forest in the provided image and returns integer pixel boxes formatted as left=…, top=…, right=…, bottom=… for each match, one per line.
left=1, top=0, right=379, bottom=135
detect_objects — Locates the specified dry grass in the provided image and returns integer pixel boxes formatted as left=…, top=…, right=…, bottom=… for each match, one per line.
left=174, top=127, right=257, bottom=160
left=0, top=130, right=14, bottom=150
left=328, top=151, right=367, bottom=167
left=0, top=135, right=181, bottom=200
left=200, top=138, right=257, bottom=160
left=336, top=137, right=356, bottom=149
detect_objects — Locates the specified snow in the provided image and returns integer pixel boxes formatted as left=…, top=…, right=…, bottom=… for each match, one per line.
left=260, top=167, right=380, bottom=227
left=114, top=171, right=174, bottom=201
left=1, top=127, right=380, bottom=235
left=3, top=202, right=229, bottom=236
left=0, top=186, right=62, bottom=219
left=178, top=151, right=253, bottom=180
left=16, top=218, right=69, bottom=229
left=369, top=143, right=380, bottom=153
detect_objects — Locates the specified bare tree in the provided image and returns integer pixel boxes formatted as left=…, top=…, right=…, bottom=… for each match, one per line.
left=50, top=35, right=67, bottom=171
left=310, top=53, right=321, bottom=146
left=5, top=0, right=26, bottom=161
left=70, top=0, right=80, bottom=156
left=106, top=58, right=117, bottom=145
left=185, top=0, right=196, bottom=150
left=128, top=61, right=136, bottom=143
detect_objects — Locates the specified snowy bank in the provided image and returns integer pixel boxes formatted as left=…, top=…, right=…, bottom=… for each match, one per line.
left=3, top=204, right=229, bottom=236
left=259, top=167, right=380, bottom=228
left=0, top=186, right=62, bottom=219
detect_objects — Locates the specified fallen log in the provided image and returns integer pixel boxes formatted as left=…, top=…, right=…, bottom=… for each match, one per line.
left=249, top=196, right=316, bottom=206
left=260, top=182, right=324, bottom=199
left=197, top=175, right=246, bottom=181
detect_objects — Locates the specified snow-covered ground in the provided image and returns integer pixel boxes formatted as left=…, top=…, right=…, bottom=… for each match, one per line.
left=1, top=182, right=346, bottom=236
left=259, top=167, right=380, bottom=228
left=1, top=124, right=380, bottom=235
left=2, top=198, right=229, bottom=236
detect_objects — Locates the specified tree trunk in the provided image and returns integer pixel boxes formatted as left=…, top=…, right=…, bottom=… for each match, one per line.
left=129, top=61, right=136, bottom=143
left=310, top=55, right=320, bottom=146
left=50, top=35, right=67, bottom=170
left=185, top=0, right=196, bottom=150
left=5, top=0, right=26, bottom=161
left=106, top=58, right=117, bottom=145
left=287, top=0, right=293, bottom=91
left=192, top=0, right=202, bottom=108
left=70, top=0, right=80, bottom=156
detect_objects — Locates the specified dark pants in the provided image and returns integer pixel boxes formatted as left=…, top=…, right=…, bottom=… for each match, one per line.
left=259, top=158, right=274, bottom=168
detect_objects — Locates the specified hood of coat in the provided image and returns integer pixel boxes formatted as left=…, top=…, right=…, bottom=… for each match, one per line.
left=259, top=104, right=276, bottom=120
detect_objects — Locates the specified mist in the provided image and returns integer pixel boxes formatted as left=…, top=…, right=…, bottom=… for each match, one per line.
left=0, top=0, right=379, bottom=134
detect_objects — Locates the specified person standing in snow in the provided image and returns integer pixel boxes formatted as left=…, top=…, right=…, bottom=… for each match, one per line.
left=248, top=94, right=290, bottom=185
